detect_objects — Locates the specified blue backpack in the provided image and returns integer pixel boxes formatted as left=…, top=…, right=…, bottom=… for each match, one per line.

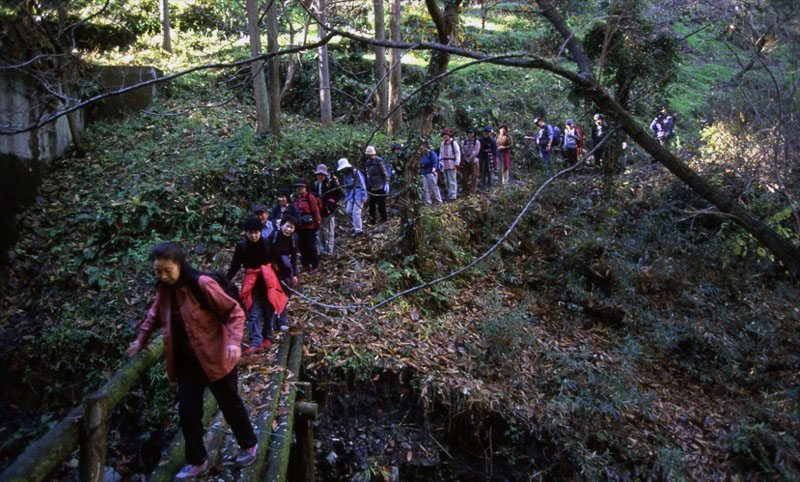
left=551, top=126, right=561, bottom=146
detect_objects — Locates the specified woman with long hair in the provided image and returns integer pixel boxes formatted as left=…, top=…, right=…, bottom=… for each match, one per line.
left=126, top=241, right=258, bottom=480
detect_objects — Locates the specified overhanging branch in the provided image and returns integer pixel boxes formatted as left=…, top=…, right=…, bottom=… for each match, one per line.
left=0, top=34, right=336, bottom=136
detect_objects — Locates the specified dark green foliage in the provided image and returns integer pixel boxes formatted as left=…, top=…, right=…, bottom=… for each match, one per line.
left=583, top=2, right=680, bottom=113
left=480, top=310, right=535, bottom=366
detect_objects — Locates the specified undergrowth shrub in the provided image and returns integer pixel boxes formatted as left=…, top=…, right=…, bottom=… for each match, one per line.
left=480, top=310, right=535, bottom=366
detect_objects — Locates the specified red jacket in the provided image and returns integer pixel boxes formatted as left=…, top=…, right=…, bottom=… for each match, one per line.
left=293, top=192, right=322, bottom=230
left=240, top=264, right=287, bottom=315
left=134, top=275, right=245, bottom=382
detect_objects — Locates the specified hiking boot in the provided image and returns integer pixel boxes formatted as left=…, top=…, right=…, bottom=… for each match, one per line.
left=174, top=460, right=208, bottom=480
left=235, top=443, right=258, bottom=467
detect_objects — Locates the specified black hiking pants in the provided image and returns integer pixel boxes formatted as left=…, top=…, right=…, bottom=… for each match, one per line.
left=177, top=357, right=257, bottom=465
left=368, top=189, right=387, bottom=222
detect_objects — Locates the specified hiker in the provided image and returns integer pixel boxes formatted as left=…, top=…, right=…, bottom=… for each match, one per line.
left=389, top=142, right=405, bottom=187
left=267, top=215, right=299, bottom=332
left=312, top=163, right=343, bottom=257
left=364, top=145, right=389, bottom=224
left=252, top=203, right=274, bottom=240
left=292, top=179, right=321, bottom=274
left=439, top=128, right=461, bottom=201
left=226, top=216, right=287, bottom=353
left=650, top=108, right=674, bottom=146
left=562, top=119, right=582, bottom=164
left=460, top=127, right=481, bottom=196
left=268, top=188, right=300, bottom=228
left=478, top=125, right=498, bottom=189
left=591, top=113, right=608, bottom=166
left=125, top=241, right=260, bottom=479
left=524, top=117, right=554, bottom=175
left=337, top=157, right=368, bottom=237
left=550, top=122, right=562, bottom=163
left=495, top=124, right=513, bottom=185
left=420, top=140, right=442, bottom=205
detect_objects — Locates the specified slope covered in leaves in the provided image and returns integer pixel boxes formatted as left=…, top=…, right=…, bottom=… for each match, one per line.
left=288, top=167, right=800, bottom=479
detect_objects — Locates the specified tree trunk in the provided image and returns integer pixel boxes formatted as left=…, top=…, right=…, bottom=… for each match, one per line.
left=246, top=0, right=269, bottom=134
left=414, top=0, right=463, bottom=136
left=316, top=0, right=332, bottom=126
left=266, top=0, right=280, bottom=137
left=373, top=0, right=388, bottom=123
left=402, top=144, right=424, bottom=256
left=593, top=91, right=800, bottom=275
left=387, top=0, right=403, bottom=132
left=160, top=0, right=171, bottom=52
left=282, top=14, right=313, bottom=100
left=56, top=1, right=86, bottom=158
left=533, top=0, right=800, bottom=275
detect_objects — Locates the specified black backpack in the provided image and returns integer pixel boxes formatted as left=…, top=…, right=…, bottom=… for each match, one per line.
left=190, top=270, right=245, bottom=315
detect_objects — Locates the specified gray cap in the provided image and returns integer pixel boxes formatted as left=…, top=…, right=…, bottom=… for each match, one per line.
left=566, top=118, right=574, bottom=124
left=252, top=203, right=268, bottom=214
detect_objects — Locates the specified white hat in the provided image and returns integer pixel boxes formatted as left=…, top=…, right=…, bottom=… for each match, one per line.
left=364, top=145, right=377, bottom=155
left=336, top=158, right=352, bottom=171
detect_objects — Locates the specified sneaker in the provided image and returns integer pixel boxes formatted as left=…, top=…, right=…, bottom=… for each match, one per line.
left=174, top=460, right=208, bottom=480
left=279, top=324, right=289, bottom=331
left=244, top=344, right=264, bottom=355
left=352, top=231, right=363, bottom=237
left=235, top=443, right=258, bottom=467
left=260, top=339, right=271, bottom=349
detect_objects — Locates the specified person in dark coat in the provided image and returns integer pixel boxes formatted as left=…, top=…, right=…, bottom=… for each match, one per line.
left=292, top=179, right=322, bottom=273
left=591, top=113, right=608, bottom=166
left=478, top=125, right=498, bottom=189
left=364, top=145, right=389, bottom=224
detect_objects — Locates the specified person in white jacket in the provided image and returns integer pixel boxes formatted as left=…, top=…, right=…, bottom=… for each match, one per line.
left=439, top=128, right=461, bottom=201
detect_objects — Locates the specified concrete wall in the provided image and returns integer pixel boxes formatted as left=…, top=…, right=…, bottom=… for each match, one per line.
left=0, top=65, right=162, bottom=161
left=0, top=70, right=81, bottom=161
left=88, top=65, right=162, bottom=121
left=0, top=65, right=162, bottom=264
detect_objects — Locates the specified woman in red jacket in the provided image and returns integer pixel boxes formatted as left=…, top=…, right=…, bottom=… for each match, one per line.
left=126, top=241, right=258, bottom=480
left=292, top=179, right=322, bottom=274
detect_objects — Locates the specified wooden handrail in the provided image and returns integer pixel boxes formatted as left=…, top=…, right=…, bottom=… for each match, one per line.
left=0, top=338, right=164, bottom=482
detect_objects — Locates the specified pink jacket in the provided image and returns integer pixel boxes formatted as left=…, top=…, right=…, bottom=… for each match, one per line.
left=134, top=276, right=245, bottom=382
left=240, top=264, right=288, bottom=315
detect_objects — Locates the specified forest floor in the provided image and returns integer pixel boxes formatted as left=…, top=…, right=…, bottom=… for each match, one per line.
left=223, top=168, right=800, bottom=479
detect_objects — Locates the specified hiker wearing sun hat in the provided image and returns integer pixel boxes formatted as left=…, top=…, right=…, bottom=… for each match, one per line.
left=313, top=163, right=343, bottom=256
left=337, top=157, right=368, bottom=236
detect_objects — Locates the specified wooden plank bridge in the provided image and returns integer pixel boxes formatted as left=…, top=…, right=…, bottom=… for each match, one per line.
left=0, top=332, right=316, bottom=482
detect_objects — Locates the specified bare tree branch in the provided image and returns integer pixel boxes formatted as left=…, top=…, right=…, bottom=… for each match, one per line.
left=0, top=35, right=336, bottom=135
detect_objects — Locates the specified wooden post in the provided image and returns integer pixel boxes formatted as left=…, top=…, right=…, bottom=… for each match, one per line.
left=294, top=381, right=317, bottom=482
left=0, top=337, right=163, bottom=482
left=79, top=393, right=109, bottom=482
